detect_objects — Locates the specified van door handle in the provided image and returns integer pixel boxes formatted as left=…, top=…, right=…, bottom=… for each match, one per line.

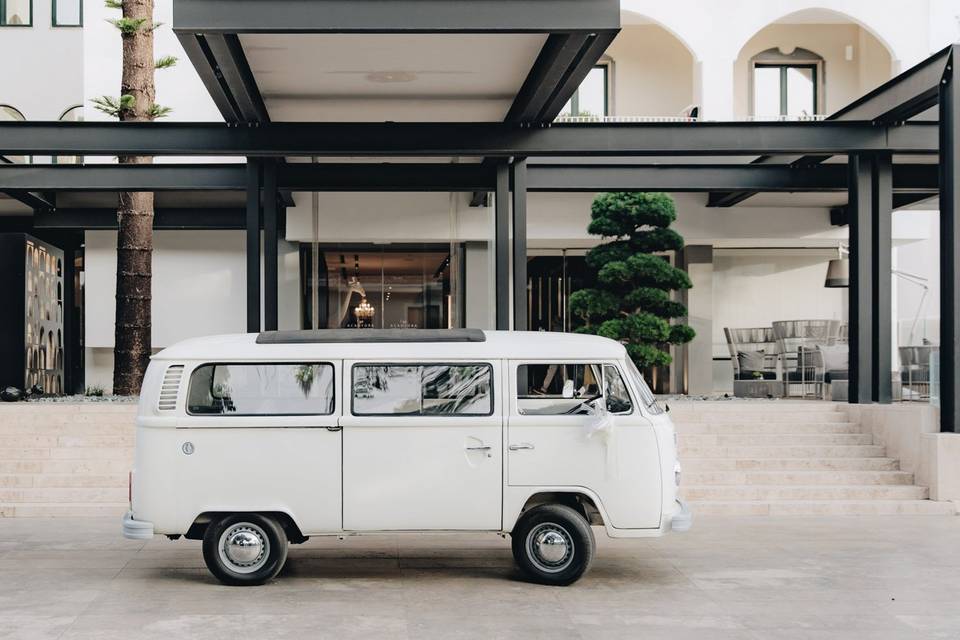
left=465, top=445, right=491, bottom=451
left=508, top=443, right=535, bottom=451
left=325, top=426, right=342, bottom=432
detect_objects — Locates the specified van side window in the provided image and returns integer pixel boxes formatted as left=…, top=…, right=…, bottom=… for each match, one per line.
left=516, top=363, right=604, bottom=415
left=187, top=363, right=335, bottom=415
left=352, top=364, right=493, bottom=416
left=603, top=364, right=633, bottom=414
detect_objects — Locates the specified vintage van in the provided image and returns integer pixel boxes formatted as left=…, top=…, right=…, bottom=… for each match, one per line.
left=122, top=329, right=691, bottom=586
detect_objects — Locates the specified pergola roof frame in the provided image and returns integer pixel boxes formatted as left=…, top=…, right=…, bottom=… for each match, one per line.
left=708, top=44, right=957, bottom=208
left=0, top=121, right=938, bottom=157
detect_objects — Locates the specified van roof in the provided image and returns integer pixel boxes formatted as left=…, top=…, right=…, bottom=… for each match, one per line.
left=153, top=330, right=627, bottom=362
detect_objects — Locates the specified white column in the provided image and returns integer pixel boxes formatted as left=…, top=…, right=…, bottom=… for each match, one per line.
left=695, top=57, right=735, bottom=121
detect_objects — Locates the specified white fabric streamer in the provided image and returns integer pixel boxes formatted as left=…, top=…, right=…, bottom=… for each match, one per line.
left=583, top=401, right=619, bottom=480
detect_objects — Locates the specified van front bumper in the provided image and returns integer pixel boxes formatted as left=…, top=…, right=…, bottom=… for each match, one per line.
left=122, top=510, right=155, bottom=540
left=670, top=499, right=693, bottom=533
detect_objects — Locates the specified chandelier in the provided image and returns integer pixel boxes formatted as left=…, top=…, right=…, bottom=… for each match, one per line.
left=354, top=297, right=375, bottom=325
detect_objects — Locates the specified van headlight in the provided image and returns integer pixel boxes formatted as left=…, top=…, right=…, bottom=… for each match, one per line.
left=674, top=461, right=682, bottom=487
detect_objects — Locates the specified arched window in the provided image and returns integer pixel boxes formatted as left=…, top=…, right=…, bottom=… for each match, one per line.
left=0, top=104, right=29, bottom=163
left=55, top=105, right=83, bottom=164
left=0, top=0, right=32, bottom=26
left=750, top=47, right=823, bottom=119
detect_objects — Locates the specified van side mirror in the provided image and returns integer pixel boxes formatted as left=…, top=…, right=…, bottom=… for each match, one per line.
left=562, top=380, right=575, bottom=399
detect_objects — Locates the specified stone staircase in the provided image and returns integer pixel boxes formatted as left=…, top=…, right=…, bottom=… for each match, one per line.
left=673, top=401, right=956, bottom=515
left=0, top=400, right=954, bottom=518
left=0, top=404, right=134, bottom=517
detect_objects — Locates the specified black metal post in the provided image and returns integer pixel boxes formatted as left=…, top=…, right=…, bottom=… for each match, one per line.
left=495, top=163, right=510, bottom=330
left=848, top=153, right=874, bottom=404
left=262, top=160, right=279, bottom=331
left=245, top=159, right=262, bottom=333
left=511, top=159, right=528, bottom=331
left=940, top=53, right=959, bottom=431
left=871, top=152, right=893, bottom=403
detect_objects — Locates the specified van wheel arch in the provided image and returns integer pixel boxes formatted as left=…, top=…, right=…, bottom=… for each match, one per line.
left=186, top=511, right=308, bottom=544
left=517, top=492, right=604, bottom=527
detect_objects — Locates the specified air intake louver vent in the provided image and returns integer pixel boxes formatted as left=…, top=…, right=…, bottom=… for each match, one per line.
left=158, top=365, right=184, bottom=411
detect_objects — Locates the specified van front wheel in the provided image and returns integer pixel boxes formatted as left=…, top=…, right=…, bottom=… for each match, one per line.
left=511, top=504, right=594, bottom=586
left=202, top=514, right=289, bottom=586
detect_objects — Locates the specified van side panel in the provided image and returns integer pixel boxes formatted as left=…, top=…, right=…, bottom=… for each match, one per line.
left=174, top=428, right=342, bottom=535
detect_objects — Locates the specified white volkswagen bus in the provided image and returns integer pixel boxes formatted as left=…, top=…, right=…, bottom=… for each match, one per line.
left=122, top=329, right=691, bottom=586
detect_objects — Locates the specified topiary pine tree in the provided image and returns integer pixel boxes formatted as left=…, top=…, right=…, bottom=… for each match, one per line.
left=569, top=192, right=696, bottom=369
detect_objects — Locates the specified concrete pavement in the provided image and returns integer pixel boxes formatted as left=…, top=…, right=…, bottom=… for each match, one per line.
left=1, top=516, right=959, bottom=639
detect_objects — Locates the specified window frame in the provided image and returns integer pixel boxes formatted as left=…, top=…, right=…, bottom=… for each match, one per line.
left=749, top=48, right=824, bottom=118
left=0, top=0, right=33, bottom=26
left=513, top=360, right=634, bottom=417
left=185, top=361, right=337, bottom=417
left=350, top=361, right=495, bottom=418
left=51, top=0, right=80, bottom=26
left=564, top=62, right=611, bottom=118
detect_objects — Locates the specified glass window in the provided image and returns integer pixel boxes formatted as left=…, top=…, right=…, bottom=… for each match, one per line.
left=352, top=364, right=493, bottom=416
left=516, top=363, right=604, bottom=415
left=624, top=358, right=663, bottom=415
left=603, top=365, right=633, bottom=414
left=1, top=0, right=31, bottom=25
left=187, top=363, right=335, bottom=415
left=753, top=64, right=818, bottom=118
left=53, top=0, right=80, bottom=26
left=559, top=65, right=609, bottom=118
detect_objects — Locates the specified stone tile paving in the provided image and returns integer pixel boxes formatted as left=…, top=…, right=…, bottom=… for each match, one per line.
left=0, top=516, right=957, bottom=639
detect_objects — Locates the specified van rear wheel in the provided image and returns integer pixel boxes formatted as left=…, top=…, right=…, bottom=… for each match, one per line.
left=202, top=514, right=288, bottom=586
left=511, top=504, right=594, bottom=586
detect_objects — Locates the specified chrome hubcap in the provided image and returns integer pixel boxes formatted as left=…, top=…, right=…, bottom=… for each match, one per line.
left=526, top=522, right=574, bottom=573
left=219, top=523, right=269, bottom=573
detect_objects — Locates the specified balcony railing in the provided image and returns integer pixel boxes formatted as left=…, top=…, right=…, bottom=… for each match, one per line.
left=554, top=114, right=829, bottom=124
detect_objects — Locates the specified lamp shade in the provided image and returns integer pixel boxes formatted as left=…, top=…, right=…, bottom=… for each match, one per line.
left=824, top=257, right=849, bottom=288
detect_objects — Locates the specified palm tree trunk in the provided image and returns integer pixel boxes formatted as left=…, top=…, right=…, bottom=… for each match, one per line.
left=113, top=0, right=155, bottom=396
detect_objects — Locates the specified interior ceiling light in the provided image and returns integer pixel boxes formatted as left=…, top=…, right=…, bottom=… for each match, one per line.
left=366, top=71, right=418, bottom=83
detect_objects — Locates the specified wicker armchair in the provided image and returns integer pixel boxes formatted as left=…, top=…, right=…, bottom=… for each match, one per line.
left=772, top=320, right=843, bottom=398
left=724, top=327, right=779, bottom=381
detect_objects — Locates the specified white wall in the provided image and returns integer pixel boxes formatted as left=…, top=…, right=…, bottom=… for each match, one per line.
left=0, top=2, right=83, bottom=120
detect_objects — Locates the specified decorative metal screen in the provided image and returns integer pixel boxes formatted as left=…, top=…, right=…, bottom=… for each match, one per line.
left=24, top=238, right=64, bottom=394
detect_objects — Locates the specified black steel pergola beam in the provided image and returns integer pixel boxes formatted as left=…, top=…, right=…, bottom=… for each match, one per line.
left=173, top=0, right=621, bottom=35
left=940, top=52, right=959, bottom=432
left=528, top=163, right=937, bottom=193
left=0, top=162, right=939, bottom=194
left=30, top=208, right=248, bottom=230
left=3, top=189, right=55, bottom=210
left=505, top=34, right=592, bottom=123
left=0, top=121, right=939, bottom=157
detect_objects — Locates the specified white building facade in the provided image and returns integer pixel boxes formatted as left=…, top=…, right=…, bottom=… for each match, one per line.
left=2, top=0, right=958, bottom=394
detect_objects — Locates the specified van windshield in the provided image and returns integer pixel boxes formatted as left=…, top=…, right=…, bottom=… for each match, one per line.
left=624, top=358, right=663, bottom=415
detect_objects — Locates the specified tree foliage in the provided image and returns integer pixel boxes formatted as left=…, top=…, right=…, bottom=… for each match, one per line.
left=569, top=192, right=695, bottom=368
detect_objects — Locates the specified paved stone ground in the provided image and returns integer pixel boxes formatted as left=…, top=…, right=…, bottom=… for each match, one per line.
left=1, top=516, right=959, bottom=639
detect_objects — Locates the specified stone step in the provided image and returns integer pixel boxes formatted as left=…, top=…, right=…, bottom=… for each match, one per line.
left=0, top=435, right=134, bottom=448
left=680, top=444, right=886, bottom=459
left=0, top=487, right=129, bottom=503
left=675, top=422, right=862, bottom=435
left=680, top=457, right=901, bottom=472
left=689, top=500, right=957, bottom=516
left=672, top=412, right=850, bottom=424
left=0, top=458, right=132, bottom=474
left=0, top=423, right=133, bottom=435
left=0, top=447, right=135, bottom=460
left=0, top=502, right=130, bottom=518
left=0, top=412, right=135, bottom=424
left=685, top=470, right=915, bottom=486
left=681, top=484, right=929, bottom=501
left=0, top=473, right=128, bottom=488
left=679, top=433, right=874, bottom=447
